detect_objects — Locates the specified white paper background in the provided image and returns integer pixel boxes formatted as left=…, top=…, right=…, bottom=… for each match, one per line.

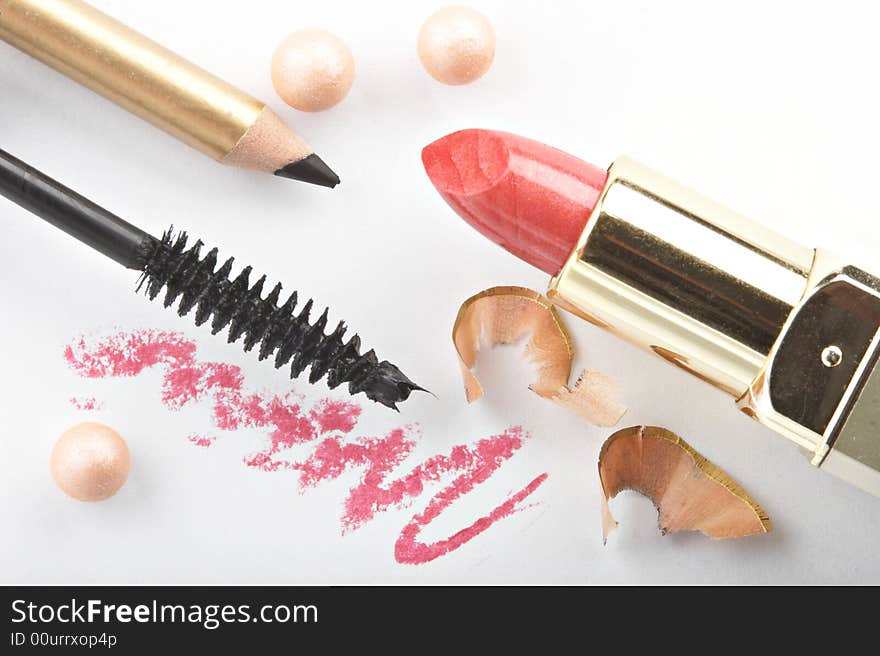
left=1, top=0, right=878, bottom=584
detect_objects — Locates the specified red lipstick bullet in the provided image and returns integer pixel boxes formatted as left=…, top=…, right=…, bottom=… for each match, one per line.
left=422, top=128, right=880, bottom=498
left=421, top=129, right=607, bottom=275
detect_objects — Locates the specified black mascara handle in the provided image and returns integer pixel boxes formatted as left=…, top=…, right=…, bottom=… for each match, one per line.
left=0, top=148, right=155, bottom=270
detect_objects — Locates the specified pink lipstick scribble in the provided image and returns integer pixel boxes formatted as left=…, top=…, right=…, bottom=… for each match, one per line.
left=69, top=396, right=105, bottom=411
left=187, top=435, right=216, bottom=448
left=64, top=329, right=548, bottom=564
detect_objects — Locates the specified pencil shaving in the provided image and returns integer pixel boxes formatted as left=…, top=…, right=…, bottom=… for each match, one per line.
left=599, top=426, right=772, bottom=543
left=452, top=286, right=626, bottom=425
left=553, top=371, right=626, bottom=427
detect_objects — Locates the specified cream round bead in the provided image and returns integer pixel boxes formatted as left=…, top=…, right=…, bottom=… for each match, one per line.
left=50, top=422, right=130, bottom=502
left=271, top=29, right=355, bottom=112
left=418, top=6, right=495, bottom=85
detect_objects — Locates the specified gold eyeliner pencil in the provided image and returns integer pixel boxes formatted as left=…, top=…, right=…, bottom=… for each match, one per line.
left=0, top=0, right=340, bottom=187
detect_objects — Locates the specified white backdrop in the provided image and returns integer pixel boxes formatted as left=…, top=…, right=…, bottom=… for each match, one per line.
left=1, top=0, right=878, bottom=584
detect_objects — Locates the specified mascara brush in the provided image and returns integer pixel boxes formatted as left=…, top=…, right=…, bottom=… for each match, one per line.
left=0, top=148, right=423, bottom=409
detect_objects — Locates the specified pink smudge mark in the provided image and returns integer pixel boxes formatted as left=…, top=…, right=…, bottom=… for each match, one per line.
left=65, top=329, right=548, bottom=564
left=65, top=330, right=244, bottom=411
left=397, top=471, right=549, bottom=565
left=188, top=434, right=216, bottom=448
left=291, top=425, right=548, bottom=564
left=69, top=396, right=105, bottom=411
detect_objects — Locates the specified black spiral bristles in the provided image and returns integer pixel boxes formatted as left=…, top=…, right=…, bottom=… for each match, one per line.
left=136, top=229, right=423, bottom=409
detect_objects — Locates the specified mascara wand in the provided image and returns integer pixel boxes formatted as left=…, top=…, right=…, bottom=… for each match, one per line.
left=0, top=149, right=423, bottom=409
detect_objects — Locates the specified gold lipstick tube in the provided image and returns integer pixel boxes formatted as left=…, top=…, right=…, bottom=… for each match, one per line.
left=548, top=157, right=880, bottom=496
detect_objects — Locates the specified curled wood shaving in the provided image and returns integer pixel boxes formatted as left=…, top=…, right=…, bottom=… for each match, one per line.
left=452, top=286, right=626, bottom=426
left=599, top=426, right=772, bottom=543
left=553, top=370, right=626, bottom=428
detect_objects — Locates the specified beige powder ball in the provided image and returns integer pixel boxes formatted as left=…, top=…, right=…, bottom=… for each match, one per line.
left=418, top=6, right=495, bottom=85
left=50, top=422, right=130, bottom=502
left=271, top=29, right=355, bottom=112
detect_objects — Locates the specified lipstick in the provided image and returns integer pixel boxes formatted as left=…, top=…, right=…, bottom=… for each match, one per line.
left=423, top=128, right=880, bottom=497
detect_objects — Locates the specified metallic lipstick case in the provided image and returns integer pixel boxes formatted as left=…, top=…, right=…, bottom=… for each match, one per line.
left=548, top=157, right=880, bottom=496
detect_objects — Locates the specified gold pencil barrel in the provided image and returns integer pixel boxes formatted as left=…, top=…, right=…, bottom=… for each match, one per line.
left=0, top=0, right=264, bottom=161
